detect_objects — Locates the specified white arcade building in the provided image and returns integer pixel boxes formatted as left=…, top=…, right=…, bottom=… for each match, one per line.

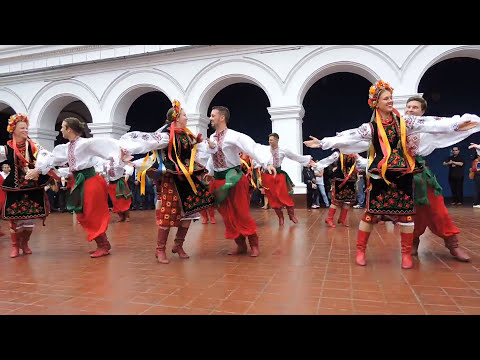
left=0, top=44, right=479, bottom=193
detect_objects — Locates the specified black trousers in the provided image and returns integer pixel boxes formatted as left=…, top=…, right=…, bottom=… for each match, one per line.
left=449, top=177, right=464, bottom=203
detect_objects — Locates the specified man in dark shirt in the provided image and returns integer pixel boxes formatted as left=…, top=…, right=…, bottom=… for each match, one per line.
left=443, top=147, right=465, bottom=205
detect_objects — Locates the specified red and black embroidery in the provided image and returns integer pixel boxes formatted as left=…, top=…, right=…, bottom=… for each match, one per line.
left=212, top=128, right=228, bottom=169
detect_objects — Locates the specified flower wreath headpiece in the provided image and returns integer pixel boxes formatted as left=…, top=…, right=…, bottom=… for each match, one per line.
left=368, top=80, right=394, bottom=109
left=7, top=113, right=29, bottom=133
left=170, top=100, right=181, bottom=120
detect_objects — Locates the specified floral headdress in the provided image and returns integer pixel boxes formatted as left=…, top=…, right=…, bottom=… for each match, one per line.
left=368, top=80, right=393, bottom=109
left=7, top=113, right=29, bottom=133
left=170, top=100, right=181, bottom=120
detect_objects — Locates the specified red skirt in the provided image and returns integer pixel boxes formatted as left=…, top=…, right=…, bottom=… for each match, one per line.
left=75, top=174, right=111, bottom=242
left=261, top=173, right=294, bottom=208
left=107, top=179, right=132, bottom=213
left=210, top=174, right=257, bottom=239
left=413, top=186, right=459, bottom=239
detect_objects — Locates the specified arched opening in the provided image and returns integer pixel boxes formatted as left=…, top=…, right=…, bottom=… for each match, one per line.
left=126, top=91, right=171, bottom=133
left=420, top=57, right=480, bottom=200
left=0, top=104, right=15, bottom=147
left=124, top=91, right=171, bottom=211
left=302, top=72, right=373, bottom=161
left=54, top=100, right=93, bottom=146
left=206, top=83, right=271, bottom=144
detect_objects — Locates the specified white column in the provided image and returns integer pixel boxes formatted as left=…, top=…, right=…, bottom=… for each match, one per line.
left=88, top=123, right=131, bottom=139
left=267, top=105, right=306, bottom=194
left=187, top=113, right=210, bottom=138
left=394, top=94, right=423, bottom=117
left=28, top=127, right=58, bottom=151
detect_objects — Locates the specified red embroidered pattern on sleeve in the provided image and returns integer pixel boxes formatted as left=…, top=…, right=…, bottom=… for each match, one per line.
left=406, top=134, right=420, bottom=156
left=357, top=123, right=370, bottom=138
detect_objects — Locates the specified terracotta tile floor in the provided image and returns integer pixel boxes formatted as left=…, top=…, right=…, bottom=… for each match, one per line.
left=1, top=205, right=480, bottom=315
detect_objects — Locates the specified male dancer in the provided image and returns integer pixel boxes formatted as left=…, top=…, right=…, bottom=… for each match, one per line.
left=405, top=96, right=470, bottom=261
left=205, top=106, right=276, bottom=257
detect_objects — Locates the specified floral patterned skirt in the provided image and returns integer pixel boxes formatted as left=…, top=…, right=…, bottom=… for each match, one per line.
left=2, top=187, right=49, bottom=221
left=156, top=172, right=215, bottom=228
left=366, top=173, right=415, bottom=216
left=332, top=178, right=356, bottom=205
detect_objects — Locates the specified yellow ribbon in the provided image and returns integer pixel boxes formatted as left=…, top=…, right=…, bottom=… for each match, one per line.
left=137, top=151, right=157, bottom=195
left=375, top=110, right=392, bottom=185
left=256, top=167, right=269, bottom=190
left=400, top=116, right=415, bottom=173
left=171, top=127, right=198, bottom=194
left=240, top=158, right=257, bottom=189
left=340, top=153, right=357, bottom=179
left=339, top=153, right=357, bottom=188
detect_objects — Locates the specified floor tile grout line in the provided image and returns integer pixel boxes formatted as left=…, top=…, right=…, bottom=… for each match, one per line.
left=401, top=273, right=427, bottom=315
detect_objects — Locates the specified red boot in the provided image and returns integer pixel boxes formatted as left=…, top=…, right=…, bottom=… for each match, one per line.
left=248, top=233, right=260, bottom=257
left=228, top=235, right=248, bottom=255
left=286, top=207, right=298, bottom=224
left=117, top=212, right=126, bottom=222
left=325, top=207, right=337, bottom=228
left=273, top=208, right=285, bottom=226
left=156, top=228, right=170, bottom=264
left=208, top=207, right=216, bottom=224
left=400, top=232, right=414, bottom=269
left=20, top=230, right=33, bottom=255
left=411, top=237, right=420, bottom=256
left=201, top=210, right=209, bottom=224
left=444, top=235, right=470, bottom=262
left=356, top=230, right=371, bottom=266
left=9, top=232, right=20, bottom=258
left=337, top=207, right=349, bottom=227
left=172, top=226, right=190, bottom=259
left=90, top=233, right=110, bottom=258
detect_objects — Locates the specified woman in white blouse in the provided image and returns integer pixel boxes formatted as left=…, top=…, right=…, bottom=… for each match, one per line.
left=305, top=79, right=478, bottom=269
left=0, top=114, right=52, bottom=258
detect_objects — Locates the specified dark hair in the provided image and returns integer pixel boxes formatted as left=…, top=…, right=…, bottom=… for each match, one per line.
left=269, top=133, right=279, bottom=140
left=212, top=106, right=230, bottom=123
left=63, top=117, right=86, bottom=135
left=406, top=96, right=428, bottom=112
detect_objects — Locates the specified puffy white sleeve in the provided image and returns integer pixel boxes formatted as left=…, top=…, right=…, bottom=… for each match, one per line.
left=205, top=135, right=218, bottom=154
left=416, top=116, right=480, bottom=156
left=206, top=156, right=214, bottom=176
left=236, top=133, right=273, bottom=169
left=314, top=151, right=340, bottom=170
left=99, top=157, right=127, bottom=181
left=84, top=138, right=126, bottom=169
left=131, top=156, right=158, bottom=172
left=124, top=165, right=134, bottom=176
left=35, top=144, right=69, bottom=175
left=356, top=155, right=368, bottom=171
left=0, top=146, right=7, bottom=162
left=283, top=148, right=312, bottom=166
left=119, top=130, right=170, bottom=155
left=320, top=123, right=372, bottom=153
left=57, top=167, right=71, bottom=178
left=195, top=140, right=211, bottom=167
left=404, top=114, right=480, bottom=135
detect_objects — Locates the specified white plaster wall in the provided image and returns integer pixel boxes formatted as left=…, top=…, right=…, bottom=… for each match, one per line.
left=1, top=45, right=480, bottom=192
